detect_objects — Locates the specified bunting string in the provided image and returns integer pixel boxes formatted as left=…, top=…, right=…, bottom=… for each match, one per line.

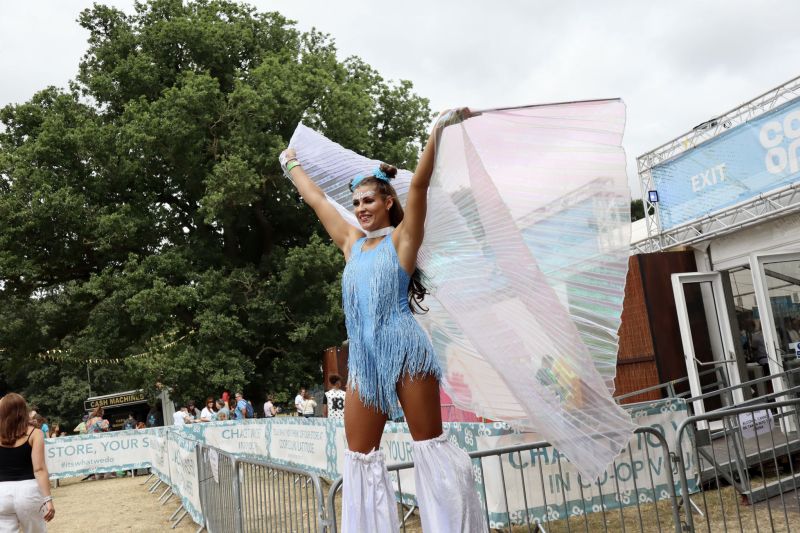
left=35, top=330, right=195, bottom=365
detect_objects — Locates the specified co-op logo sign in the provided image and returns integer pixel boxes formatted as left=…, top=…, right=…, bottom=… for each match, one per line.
left=760, top=109, right=800, bottom=175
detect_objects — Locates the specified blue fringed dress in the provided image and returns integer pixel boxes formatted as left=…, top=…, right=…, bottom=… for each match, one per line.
left=342, top=233, right=442, bottom=418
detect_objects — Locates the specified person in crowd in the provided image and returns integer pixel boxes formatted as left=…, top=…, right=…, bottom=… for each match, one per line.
left=199, top=397, right=217, bottom=422
left=784, top=316, right=799, bottom=343
left=86, top=407, right=109, bottom=433
left=215, top=399, right=230, bottom=421
left=751, top=319, right=770, bottom=372
left=263, top=394, right=276, bottom=418
left=0, top=393, right=55, bottom=530
left=791, top=317, right=800, bottom=352
left=221, top=391, right=231, bottom=411
left=172, top=406, right=191, bottom=426
left=233, top=392, right=251, bottom=420
left=73, top=414, right=89, bottom=434
left=294, top=388, right=306, bottom=417
left=47, top=425, right=61, bottom=439
left=324, top=375, right=346, bottom=420
left=86, top=407, right=114, bottom=479
left=186, top=400, right=201, bottom=421
left=146, top=406, right=162, bottom=428
left=135, top=422, right=146, bottom=430
left=123, top=413, right=137, bottom=430
left=300, top=391, right=317, bottom=418
left=280, top=108, right=485, bottom=532
left=34, top=416, right=48, bottom=437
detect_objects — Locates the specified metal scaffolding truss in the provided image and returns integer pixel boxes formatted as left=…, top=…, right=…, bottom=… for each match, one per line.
left=635, top=74, right=800, bottom=252
left=631, top=182, right=800, bottom=254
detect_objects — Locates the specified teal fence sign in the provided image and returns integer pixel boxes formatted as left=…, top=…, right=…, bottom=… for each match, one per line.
left=45, top=398, right=696, bottom=528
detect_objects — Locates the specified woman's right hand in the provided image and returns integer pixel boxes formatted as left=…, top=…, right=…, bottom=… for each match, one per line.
left=42, top=500, right=55, bottom=522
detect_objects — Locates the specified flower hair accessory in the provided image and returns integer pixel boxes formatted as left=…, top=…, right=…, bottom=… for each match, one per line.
left=350, top=166, right=391, bottom=191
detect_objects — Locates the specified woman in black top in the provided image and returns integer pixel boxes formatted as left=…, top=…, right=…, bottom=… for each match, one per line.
left=0, top=393, right=55, bottom=531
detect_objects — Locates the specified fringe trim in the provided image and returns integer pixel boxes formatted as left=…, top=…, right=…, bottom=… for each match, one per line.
left=342, top=237, right=442, bottom=419
left=344, top=448, right=386, bottom=463
left=412, top=433, right=448, bottom=447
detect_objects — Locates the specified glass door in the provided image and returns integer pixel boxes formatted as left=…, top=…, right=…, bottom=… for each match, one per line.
left=749, top=252, right=800, bottom=403
left=672, top=272, right=745, bottom=423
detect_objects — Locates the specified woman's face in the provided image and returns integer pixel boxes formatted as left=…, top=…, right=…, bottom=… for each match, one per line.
left=352, top=185, right=392, bottom=232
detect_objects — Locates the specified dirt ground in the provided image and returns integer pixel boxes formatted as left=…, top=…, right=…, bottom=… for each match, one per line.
left=47, top=474, right=196, bottom=532
left=45, top=470, right=800, bottom=532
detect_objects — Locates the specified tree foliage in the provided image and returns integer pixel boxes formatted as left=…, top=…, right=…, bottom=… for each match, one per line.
left=630, top=199, right=654, bottom=222
left=0, top=0, right=432, bottom=425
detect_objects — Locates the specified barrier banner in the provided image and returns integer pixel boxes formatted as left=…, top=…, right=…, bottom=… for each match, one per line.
left=43, top=398, right=695, bottom=529
left=208, top=448, right=220, bottom=483
left=473, top=398, right=697, bottom=528
left=149, top=430, right=170, bottom=484
left=201, top=419, right=269, bottom=459
left=268, top=420, right=329, bottom=471
left=45, top=428, right=157, bottom=479
left=166, top=430, right=203, bottom=525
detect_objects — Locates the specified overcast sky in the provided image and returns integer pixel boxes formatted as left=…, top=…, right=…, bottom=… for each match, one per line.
left=2, top=1, right=799, bottom=197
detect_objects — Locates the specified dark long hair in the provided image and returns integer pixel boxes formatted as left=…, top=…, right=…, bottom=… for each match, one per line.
left=0, top=393, right=32, bottom=446
left=351, top=163, right=429, bottom=313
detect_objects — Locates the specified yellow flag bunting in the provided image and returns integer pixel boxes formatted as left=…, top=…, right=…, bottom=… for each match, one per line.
left=36, top=331, right=195, bottom=365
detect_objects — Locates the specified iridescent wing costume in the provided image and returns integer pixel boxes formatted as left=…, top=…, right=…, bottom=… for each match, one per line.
left=288, top=99, right=634, bottom=479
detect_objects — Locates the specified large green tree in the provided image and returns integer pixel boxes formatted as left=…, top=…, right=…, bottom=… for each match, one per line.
left=0, top=0, right=432, bottom=425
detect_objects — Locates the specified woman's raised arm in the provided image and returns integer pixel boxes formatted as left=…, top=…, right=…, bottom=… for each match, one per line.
left=396, top=109, right=472, bottom=255
left=281, top=148, right=362, bottom=254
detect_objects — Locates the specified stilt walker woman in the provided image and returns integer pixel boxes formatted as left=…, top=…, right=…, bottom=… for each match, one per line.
left=280, top=109, right=486, bottom=532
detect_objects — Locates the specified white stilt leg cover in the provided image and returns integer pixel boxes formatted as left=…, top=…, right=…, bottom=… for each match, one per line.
left=342, top=449, right=399, bottom=533
left=413, top=434, right=487, bottom=532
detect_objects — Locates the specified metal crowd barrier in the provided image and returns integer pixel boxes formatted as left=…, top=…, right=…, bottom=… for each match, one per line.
left=238, top=460, right=326, bottom=532
left=325, top=427, right=680, bottom=533
left=196, top=444, right=327, bottom=533
left=197, top=446, right=239, bottom=533
left=674, top=398, right=800, bottom=533
left=143, top=398, right=800, bottom=532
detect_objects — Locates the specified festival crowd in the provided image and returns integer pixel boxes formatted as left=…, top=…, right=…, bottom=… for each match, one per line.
left=171, top=374, right=346, bottom=425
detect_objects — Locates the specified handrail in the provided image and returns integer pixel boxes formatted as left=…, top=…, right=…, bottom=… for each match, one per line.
left=685, top=366, right=800, bottom=404
left=690, top=354, right=738, bottom=366
left=617, top=366, right=800, bottom=405
left=718, top=385, right=800, bottom=411
left=675, top=398, right=800, bottom=437
left=615, top=366, right=722, bottom=402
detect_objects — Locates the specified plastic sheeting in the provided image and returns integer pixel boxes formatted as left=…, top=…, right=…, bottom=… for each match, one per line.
left=288, top=99, right=634, bottom=479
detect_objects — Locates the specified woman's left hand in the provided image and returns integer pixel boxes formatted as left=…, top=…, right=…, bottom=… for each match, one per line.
left=42, top=500, right=55, bottom=522
left=434, top=107, right=475, bottom=132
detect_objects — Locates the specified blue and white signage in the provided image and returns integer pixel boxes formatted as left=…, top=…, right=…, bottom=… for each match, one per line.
left=651, top=97, right=800, bottom=230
